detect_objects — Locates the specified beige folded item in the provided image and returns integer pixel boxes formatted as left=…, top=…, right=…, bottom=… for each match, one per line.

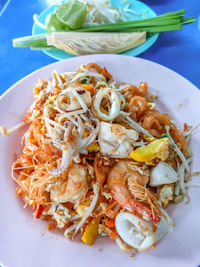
left=47, top=31, right=146, bottom=55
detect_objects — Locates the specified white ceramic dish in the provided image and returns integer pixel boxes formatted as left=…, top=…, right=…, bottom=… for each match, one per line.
left=0, top=54, right=200, bottom=267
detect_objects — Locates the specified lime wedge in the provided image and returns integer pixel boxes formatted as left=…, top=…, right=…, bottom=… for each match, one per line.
left=56, top=1, right=86, bottom=30
left=45, top=13, right=67, bottom=33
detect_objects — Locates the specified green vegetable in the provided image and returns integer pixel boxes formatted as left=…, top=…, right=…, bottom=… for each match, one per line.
left=13, top=34, right=48, bottom=48
left=13, top=9, right=196, bottom=51
left=81, top=79, right=88, bottom=84
left=45, top=13, right=66, bottom=33
left=56, top=1, right=86, bottom=30
left=74, top=10, right=195, bottom=35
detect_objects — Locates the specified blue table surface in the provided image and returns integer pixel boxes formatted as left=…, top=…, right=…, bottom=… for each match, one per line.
left=0, top=0, right=200, bottom=95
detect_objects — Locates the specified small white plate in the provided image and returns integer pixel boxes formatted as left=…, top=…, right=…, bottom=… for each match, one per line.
left=0, top=54, right=200, bottom=267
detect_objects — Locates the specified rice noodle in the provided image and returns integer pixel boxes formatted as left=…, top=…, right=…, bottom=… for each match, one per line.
left=165, top=125, right=190, bottom=173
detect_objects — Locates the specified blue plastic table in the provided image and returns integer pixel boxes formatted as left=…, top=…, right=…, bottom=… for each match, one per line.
left=0, top=0, right=200, bottom=95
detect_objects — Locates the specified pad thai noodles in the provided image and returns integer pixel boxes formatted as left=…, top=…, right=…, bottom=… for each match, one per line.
left=5, top=63, right=197, bottom=254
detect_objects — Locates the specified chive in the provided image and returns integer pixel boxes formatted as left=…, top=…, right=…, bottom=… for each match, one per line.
left=158, top=9, right=185, bottom=17
left=75, top=17, right=182, bottom=32
left=106, top=19, right=181, bottom=32
left=123, top=24, right=183, bottom=34
left=181, top=17, right=196, bottom=25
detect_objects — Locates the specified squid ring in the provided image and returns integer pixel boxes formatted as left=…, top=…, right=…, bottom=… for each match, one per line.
left=56, top=87, right=92, bottom=112
left=91, top=88, right=120, bottom=121
left=115, top=211, right=174, bottom=252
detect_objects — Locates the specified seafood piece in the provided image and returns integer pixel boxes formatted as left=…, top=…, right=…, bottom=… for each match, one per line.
left=107, top=161, right=160, bottom=222
left=43, top=105, right=79, bottom=175
left=150, top=161, right=178, bottom=187
left=56, top=87, right=92, bottom=112
left=43, top=105, right=66, bottom=142
left=50, top=164, right=88, bottom=203
left=91, top=87, right=120, bottom=121
left=115, top=237, right=136, bottom=253
left=98, top=122, right=139, bottom=158
left=78, top=110, right=100, bottom=150
left=51, top=122, right=79, bottom=175
left=46, top=108, right=99, bottom=175
left=115, top=211, right=174, bottom=252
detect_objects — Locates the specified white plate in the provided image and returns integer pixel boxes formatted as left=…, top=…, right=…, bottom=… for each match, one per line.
left=0, top=55, right=200, bottom=267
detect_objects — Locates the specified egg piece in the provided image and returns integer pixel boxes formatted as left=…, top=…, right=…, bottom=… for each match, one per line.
left=130, top=137, right=169, bottom=162
left=98, top=122, right=139, bottom=158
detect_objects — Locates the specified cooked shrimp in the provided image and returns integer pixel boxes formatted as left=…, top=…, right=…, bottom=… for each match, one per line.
left=107, top=161, right=160, bottom=222
left=86, top=63, right=113, bottom=81
left=50, top=164, right=88, bottom=204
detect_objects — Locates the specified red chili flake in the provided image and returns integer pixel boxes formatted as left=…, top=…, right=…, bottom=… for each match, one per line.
left=34, top=204, right=44, bottom=219
left=184, top=123, right=188, bottom=132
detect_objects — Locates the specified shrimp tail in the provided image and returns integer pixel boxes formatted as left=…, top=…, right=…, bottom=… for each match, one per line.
left=128, top=199, right=160, bottom=222
left=110, top=188, right=160, bottom=222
